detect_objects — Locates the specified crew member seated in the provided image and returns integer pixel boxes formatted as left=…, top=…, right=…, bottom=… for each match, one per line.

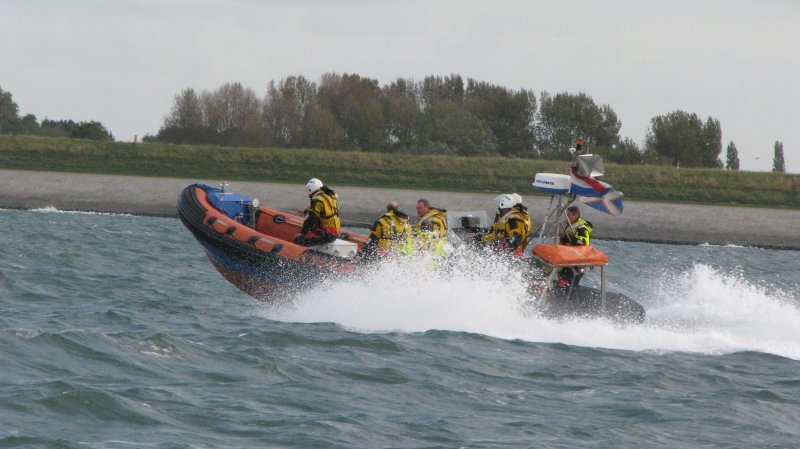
left=294, top=178, right=341, bottom=246
left=359, top=201, right=412, bottom=260
left=479, top=193, right=532, bottom=256
left=556, top=205, right=593, bottom=288
left=414, top=198, right=448, bottom=256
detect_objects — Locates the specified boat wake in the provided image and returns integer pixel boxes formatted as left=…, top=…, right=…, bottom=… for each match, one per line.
left=26, top=206, right=133, bottom=216
left=262, top=257, right=800, bottom=360
left=641, top=264, right=800, bottom=359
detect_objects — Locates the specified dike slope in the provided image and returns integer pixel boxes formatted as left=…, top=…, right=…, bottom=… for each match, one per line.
left=1, top=169, right=798, bottom=249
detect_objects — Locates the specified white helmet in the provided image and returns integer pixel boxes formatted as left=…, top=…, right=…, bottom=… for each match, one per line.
left=305, top=178, right=323, bottom=194
left=495, top=194, right=516, bottom=209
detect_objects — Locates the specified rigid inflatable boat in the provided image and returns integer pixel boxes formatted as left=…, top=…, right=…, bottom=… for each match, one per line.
left=178, top=147, right=645, bottom=324
left=177, top=182, right=368, bottom=300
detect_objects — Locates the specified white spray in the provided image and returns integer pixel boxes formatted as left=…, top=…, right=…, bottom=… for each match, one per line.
left=263, top=252, right=800, bottom=360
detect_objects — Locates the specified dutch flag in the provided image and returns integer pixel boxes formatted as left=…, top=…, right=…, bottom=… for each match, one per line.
left=569, top=166, right=624, bottom=216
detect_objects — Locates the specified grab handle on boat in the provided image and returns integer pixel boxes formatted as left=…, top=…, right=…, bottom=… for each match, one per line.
left=247, top=199, right=259, bottom=228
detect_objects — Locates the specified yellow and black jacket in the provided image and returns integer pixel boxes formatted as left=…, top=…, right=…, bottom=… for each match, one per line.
left=556, top=217, right=593, bottom=287
left=415, top=207, right=448, bottom=238
left=301, top=186, right=340, bottom=238
left=561, top=217, right=592, bottom=246
left=482, top=205, right=532, bottom=254
left=415, top=207, right=448, bottom=255
left=368, top=209, right=412, bottom=252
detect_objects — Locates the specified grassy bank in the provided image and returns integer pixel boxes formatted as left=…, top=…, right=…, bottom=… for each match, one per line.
left=2, top=135, right=798, bottom=208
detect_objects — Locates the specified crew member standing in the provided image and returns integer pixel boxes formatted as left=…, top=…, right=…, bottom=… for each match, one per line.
left=557, top=205, right=593, bottom=287
left=559, top=205, right=592, bottom=246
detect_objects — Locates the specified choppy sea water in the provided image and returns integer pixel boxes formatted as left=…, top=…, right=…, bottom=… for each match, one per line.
left=1, top=207, right=799, bottom=449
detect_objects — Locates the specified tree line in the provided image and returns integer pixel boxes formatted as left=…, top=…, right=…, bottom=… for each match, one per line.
left=155, top=74, right=634, bottom=161
left=0, top=86, right=114, bottom=141
left=156, top=73, right=783, bottom=170
left=2, top=77, right=787, bottom=172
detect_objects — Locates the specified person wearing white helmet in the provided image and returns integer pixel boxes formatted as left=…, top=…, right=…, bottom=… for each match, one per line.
left=479, top=193, right=532, bottom=255
left=294, top=178, right=341, bottom=246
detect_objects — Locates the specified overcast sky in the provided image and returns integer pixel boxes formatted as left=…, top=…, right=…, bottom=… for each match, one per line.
left=2, top=0, right=798, bottom=173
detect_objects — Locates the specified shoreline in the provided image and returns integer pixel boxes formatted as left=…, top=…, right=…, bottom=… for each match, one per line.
left=2, top=169, right=799, bottom=250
